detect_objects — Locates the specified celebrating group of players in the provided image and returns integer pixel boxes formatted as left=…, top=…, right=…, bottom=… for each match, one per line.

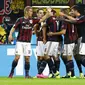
left=8, top=5, right=85, bottom=78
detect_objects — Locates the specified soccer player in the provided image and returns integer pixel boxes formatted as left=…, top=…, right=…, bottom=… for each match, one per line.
left=8, top=6, right=51, bottom=78
left=61, top=9, right=77, bottom=78
left=59, top=5, right=85, bottom=78
left=47, top=9, right=76, bottom=78
left=42, top=9, right=63, bottom=78
left=33, top=8, right=46, bottom=75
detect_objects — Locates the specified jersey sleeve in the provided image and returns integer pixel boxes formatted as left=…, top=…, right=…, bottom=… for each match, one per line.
left=76, top=16, right=85, bottom=24
left=13, top=18, right=21, bottom=30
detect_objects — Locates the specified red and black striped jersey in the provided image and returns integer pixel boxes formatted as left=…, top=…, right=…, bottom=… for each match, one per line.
left=13, top=17, right=39, bottom=42
left=75, top=15, right=85, bottom=41
left=61, top=21, right=78, bottom=44
left=36, top=25, right=43, bottom=41
left=46, top=16, right=62, bottom=42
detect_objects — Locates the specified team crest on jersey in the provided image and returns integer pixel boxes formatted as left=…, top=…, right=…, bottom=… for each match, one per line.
left=52, top=17, right=56, bottom=20
left=22, top=21, right=25, bottom=24
left=29, top=20, right=33, bottom=24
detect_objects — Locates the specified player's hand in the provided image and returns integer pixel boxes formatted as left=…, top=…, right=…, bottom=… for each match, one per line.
left=46, top=7, right=52, bottom=12
left=43, top=39, right=47, bottom=44
left=8, top=34, right=13, bottom=42
left=59, top=12, right=65, bottom=16
left=47, top=32, right=53, bottom=36
left=46, top=7, right=52, bottom=16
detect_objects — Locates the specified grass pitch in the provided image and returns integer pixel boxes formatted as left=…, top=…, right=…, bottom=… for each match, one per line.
left=0, top=77, right=85, bottom=85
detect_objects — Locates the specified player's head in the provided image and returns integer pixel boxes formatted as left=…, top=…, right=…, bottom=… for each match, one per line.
left=24, top=6, right=33, bottom=18
left=36, top=8, right=44, bottom=18
left=69, top=11, right=75, bottom=17
left=46, top=6, right=52, bottom=13
left=51, top=9, right=56, bottom=16
left=70, top=5, right=81, bottom=16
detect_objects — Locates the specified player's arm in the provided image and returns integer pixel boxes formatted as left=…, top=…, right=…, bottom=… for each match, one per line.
left=62, top=15, right=85, bottom=24
left=39, top=13, right=50, bottom=23
left=54, top=29, right=66, bottom=35
left=64, top=19, right=76, bottom=23
left=47, top=29, right=66, bottom=36
left=33, top=24, right=40, bottom=36
left=8, top=18, right=20, bottom=42
left=33, top=13, right=51, bottom=25
left=8, top=27, right=15, bottom=42
left=39, top=8, right=52, bottom=23
left=59, top=12, right=77, bottom=22
left=33, top=8, right=52, bottom=25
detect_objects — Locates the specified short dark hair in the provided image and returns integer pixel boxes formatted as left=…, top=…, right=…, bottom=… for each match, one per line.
left=36, top=8, right=43, bottom=13
left=71, top=5, right=85, bottom=15
left=71, top=5, right=80, bottom=12
left=51, top=9, right=56, bottom=15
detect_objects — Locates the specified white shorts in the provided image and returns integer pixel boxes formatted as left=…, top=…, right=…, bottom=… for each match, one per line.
left=44, top=41, right=59, bottom=57
left=63, top=43, right=75, bottom=56
left=15, top=41, right=32, bottom=56
left=79, top=43, right=85, bottom=55
left=73, top=37, right=85, bottom=55
left=36, top=41, right=45, bottom=56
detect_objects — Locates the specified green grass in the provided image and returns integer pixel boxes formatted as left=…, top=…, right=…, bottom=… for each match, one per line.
left=0, top=77, right=85, bottom=85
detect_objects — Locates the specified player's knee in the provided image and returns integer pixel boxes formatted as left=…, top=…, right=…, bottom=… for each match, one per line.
left=67, top=56, right=72, bottom=61
left=44, top=56, right=50, bottom=60
left=25, top=56, right=30, bottom=62
left=14, top=55, right=20, bottom=61
left=61, top=55, right=67, bottom=59
left=38, top=56, right=43, bottom=61
left=53, top=56, right=59, bottom=61
left=74, top=54, right=81, bottom=60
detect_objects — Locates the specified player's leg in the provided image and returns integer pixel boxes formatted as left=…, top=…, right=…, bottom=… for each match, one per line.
left=74, top=54, right=83, bottom=78
left=67, top=56, right=75, bottom=77
left=37, top=56, right=47, bottom=78
left=8, top=42, right=22, bottom=78
left=52, top=42, right=63, bottom=78
left=79, top=43, right=85, bottom=67
left=79, top=43, right=85, bottom=78
left=45, top=55, right=55, bottom=78
left=78, top=42, right=85, bottom=78
left=37, top=56, right=43, bottom=73
left=47, top=42, right=60, bottom=78
left=24, top=56, right=30, bottom=78
left=23, top=42, right=32, bottom=78
left=8, top=55, right=20, bottom=78
left=37, top=41, right=54, bottom=78
left=62, top=43, right=75, bottom=78
left=53, top=55, right=60, bottom=78
left=37, top=54, right=49, bottom=78
left=80, top=55, right=85, bottom=67
left=67, top=44, right=75, bottom=78
left=36, top=41, right=45, bottom=74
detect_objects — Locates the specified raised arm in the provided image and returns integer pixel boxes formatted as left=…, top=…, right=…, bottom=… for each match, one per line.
left=39, top=7, right=52, bottom=23
left=59, top=12, right=77, bottom=22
